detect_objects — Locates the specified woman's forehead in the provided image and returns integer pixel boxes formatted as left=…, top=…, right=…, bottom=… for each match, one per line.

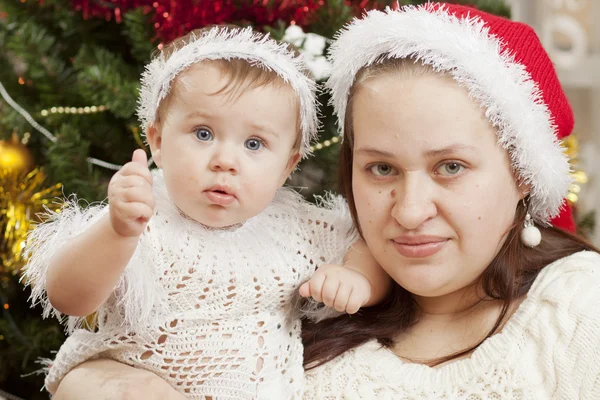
left=352, top=73, right=497, bottom=149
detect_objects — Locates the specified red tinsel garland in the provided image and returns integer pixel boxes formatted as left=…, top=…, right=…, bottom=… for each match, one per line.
left=69, top=0, right=325, bottom=43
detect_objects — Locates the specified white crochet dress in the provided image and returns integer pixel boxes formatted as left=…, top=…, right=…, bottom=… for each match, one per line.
left=303, top=251, right=600, bottom=400
left=23, top=170, right=355, bottom=399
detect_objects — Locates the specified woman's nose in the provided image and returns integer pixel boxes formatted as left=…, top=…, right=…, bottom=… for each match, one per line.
left=390, top=177, right=437, bottom=230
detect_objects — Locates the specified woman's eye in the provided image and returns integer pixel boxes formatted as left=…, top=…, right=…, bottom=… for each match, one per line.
left=194, top=128, right=213, bottom=141
left=369, top=163, right=396, bottom=176
left=437, top=162, right=464, bottom=176
left=245, top=138, right=263, bottom=151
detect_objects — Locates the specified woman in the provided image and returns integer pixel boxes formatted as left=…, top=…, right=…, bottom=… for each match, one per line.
left=52, top=3, right=600, bottom=399
left=301, top=3, right=600, bottom=399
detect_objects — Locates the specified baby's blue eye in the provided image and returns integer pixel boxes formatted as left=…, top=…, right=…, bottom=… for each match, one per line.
left=245, top=138, right=263, bottom=151
left=195, top=128, right=213, bottom=141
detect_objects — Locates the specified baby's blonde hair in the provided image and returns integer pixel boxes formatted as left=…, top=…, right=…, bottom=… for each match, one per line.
left=154, top=26, right=306, bottom=152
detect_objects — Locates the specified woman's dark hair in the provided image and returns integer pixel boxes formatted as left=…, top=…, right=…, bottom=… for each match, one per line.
left=302, top=58, right=599, bottom=369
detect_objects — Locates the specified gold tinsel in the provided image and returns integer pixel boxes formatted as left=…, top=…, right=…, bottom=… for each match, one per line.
left=0, top=168, right=62, bottom=274
left=562, top=135, right=588, bottom=204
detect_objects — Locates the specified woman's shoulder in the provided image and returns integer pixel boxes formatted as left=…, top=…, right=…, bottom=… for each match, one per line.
left=304, top=340, right=390, bottom=378
left=303, top=340, right=393, bottom=398
left=518, top=250, right=600, bottom=397
left=523, top=250, right=600, bottom=334
left=528, top=250, right=600, bottom=302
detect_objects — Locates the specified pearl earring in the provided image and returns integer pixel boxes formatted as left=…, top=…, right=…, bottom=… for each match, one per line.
left=521, top=212, right=541, bottom=248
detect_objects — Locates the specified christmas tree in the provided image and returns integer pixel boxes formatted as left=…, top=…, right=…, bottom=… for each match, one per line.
left=0, top=1, right=510, bottom=398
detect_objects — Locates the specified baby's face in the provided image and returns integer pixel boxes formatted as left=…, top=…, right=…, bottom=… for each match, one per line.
left=148, top=63, right=301, bottom=228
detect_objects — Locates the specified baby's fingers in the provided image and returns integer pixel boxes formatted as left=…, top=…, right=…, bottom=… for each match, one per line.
left=121, top=186, right=155, bottom=210
left=118, top=202, right=154, bottom=222
left=345, top=291, right=367, bottom=315
left=321, top=277, right=340, bottom=308
left=299, top=282, right=311, bottom=298
left=333, top=284, right=352, bottom=313
left=306, top=273, right=325, bottom=303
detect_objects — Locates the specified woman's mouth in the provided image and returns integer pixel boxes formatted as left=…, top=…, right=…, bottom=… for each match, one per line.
left=392, top=236, right=449, bottom=258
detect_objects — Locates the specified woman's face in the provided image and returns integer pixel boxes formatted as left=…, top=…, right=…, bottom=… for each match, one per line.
left=351, top=71, right=526, bottom=301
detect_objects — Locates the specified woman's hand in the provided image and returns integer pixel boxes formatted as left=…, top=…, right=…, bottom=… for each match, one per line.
left=53, top=359, right=186, bottom=400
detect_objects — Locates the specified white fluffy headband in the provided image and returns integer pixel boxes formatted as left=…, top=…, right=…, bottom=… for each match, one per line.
left=326, top=5, right=571, bottom=224
left=137, top=26, right=319, bottom=157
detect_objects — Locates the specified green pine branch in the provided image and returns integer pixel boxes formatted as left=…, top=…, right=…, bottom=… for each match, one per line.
left=73, top=45, right=140, bottom=119
left=123, top=8, right=157, bottom=64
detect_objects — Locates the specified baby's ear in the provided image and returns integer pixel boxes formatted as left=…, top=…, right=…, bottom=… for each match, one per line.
left=281, top=151, right=302, bottom=185
left=146, top=124, right=163, bottom=168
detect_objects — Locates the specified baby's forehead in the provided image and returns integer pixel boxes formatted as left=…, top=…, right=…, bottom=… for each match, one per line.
left=170, top=60, right=300, bottom=108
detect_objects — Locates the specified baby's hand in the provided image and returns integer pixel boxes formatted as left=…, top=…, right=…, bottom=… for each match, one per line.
left=299, top=264, right=371, bottom=314
left=108, top=149, right=154, bottom=237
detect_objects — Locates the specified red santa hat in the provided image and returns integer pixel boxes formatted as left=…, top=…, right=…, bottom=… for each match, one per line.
left=327, top=2, right=576, bottom=231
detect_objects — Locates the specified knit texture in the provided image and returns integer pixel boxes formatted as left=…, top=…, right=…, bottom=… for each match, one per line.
left=22, top=170, right=357, bottom=399
left=304, top=251, right=600, bottom=400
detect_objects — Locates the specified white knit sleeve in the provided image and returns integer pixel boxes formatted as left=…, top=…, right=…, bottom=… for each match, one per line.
left=293, top=193, right=359, bottom=321
left=532, top=251, right=600, bottom=399
left=560, top=253, right=600, bottom=399
left=21, top=198, right=108, bottom=332
left=21, top=199, right=168, bottom=333
left=299, top=193, right=358, bottom=266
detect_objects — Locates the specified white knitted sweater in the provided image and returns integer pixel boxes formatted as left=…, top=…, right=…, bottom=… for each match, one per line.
left=23, top=170, right=355, bottom=399
left=304, top=250, right=600, bottom=400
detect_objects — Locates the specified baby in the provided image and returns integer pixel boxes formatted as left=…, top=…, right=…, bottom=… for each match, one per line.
left=23, top=26, right=389, bottom=399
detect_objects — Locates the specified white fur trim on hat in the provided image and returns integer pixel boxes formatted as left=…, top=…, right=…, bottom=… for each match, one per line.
left=326, top=5, right=571, bottom=224
left=138, top=26, right=319, bottom=158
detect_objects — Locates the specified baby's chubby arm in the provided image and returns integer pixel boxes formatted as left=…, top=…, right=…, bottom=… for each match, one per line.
left=299, top=239, right=391, bottom=314
left=46, top=149, right=154, bottom=317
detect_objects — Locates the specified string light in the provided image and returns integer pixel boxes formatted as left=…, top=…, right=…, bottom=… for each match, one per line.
left=309, top=135, right=339, bottom=153
left=0, top=80, right=151, bottom=171
left=3, top=303, right=8, bottom=310
left=40, top=105, right=108, bottom=116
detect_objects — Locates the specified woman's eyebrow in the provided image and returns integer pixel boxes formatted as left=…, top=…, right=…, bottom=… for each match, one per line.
left=354, top=147, right=395, bottom=158
left=424, top=144, right=477, bottom=158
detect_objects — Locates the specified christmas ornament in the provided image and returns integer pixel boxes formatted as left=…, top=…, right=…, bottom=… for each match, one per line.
left=0, top=132, right=35, bottom=173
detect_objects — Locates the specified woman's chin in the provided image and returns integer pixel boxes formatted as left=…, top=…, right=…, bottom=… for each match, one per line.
left=393, top=269, right=456, bottom=299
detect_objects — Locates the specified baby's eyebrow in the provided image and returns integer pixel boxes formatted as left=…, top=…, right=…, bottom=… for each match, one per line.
left=184, top=110, right=212, bottom=120
left=249, top=122, right=280, bottom=139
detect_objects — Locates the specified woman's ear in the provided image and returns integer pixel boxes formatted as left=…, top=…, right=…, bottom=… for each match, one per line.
left=146, top=124, right=163, bottom=168
left=516, top=176, right=531, bottom=200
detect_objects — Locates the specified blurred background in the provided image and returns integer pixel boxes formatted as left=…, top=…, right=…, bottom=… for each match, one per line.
left=0, top=0, right=597, bottom=398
